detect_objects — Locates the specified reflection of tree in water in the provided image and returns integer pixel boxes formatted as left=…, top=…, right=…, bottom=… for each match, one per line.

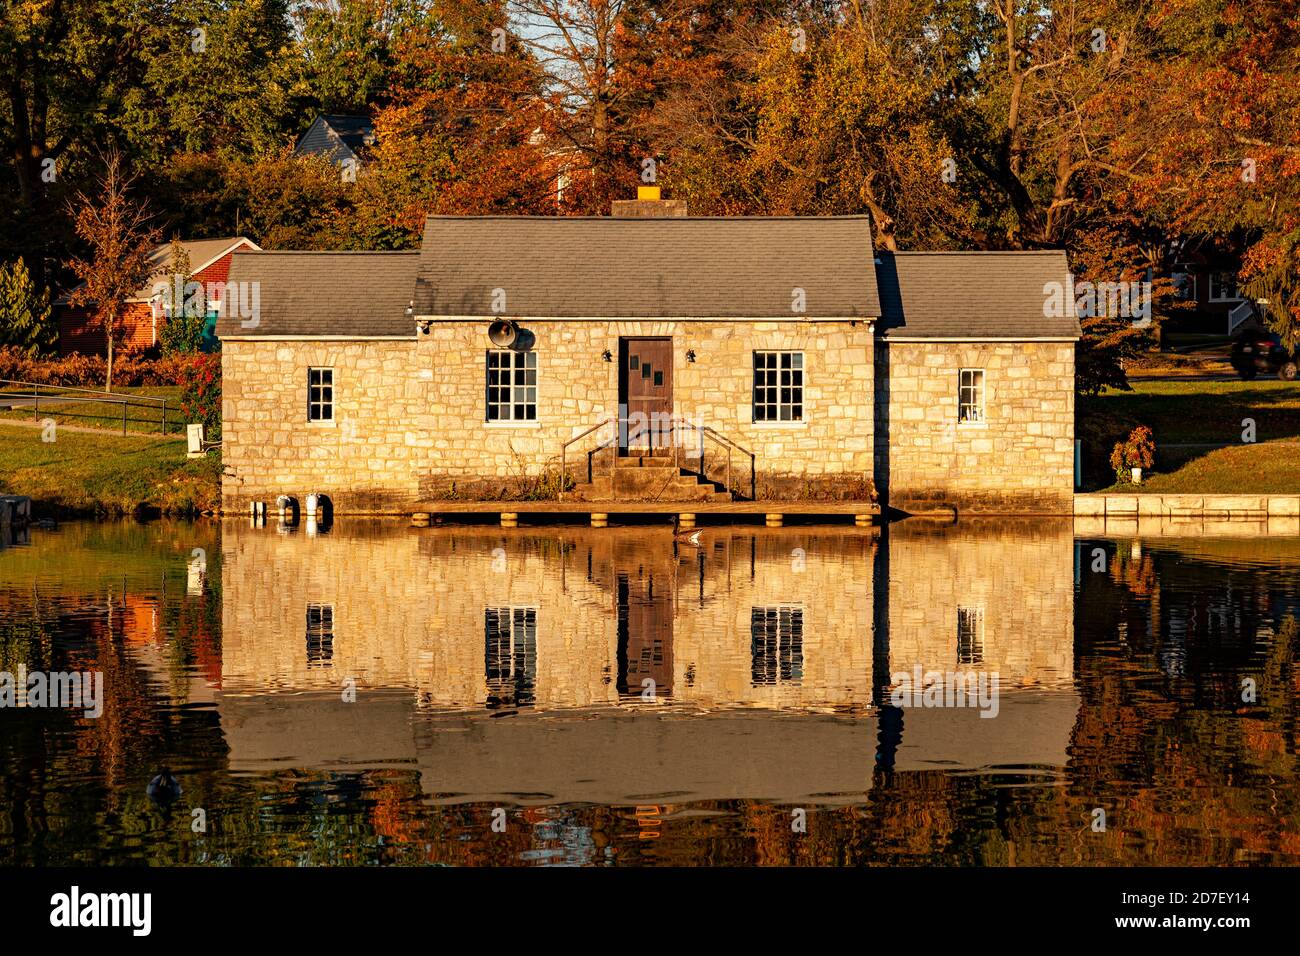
left=1068, top=540, right=1300, bottom=864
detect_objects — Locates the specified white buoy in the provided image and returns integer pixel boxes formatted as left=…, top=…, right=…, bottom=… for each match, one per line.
left=276, top=494, right=299, bottom=523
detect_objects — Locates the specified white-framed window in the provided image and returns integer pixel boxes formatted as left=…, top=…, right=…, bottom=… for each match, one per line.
left=1209, top=271, right=1242, bottom=302
left=753, top=351, right=804, bottom=422
left=750, top=604, right=804, bottom=685
left=957, top=605, right=984, bottom=666
left=307, top=367, right=334, bottom=422
left=1171, top=269, right=1196, bottom=301
left=958, top=368, right=985, bottom=424
left=486, top=350, right=537, bottom=422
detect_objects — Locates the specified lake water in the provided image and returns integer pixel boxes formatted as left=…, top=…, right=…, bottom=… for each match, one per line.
left=1, top=517, right=1298, bottom=866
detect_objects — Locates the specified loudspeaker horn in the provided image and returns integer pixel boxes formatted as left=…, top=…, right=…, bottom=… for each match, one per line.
left=488, top=319, right=518, bottom=347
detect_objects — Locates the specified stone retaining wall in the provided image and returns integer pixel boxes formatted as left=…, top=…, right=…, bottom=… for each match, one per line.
left=1074, top=493, right=1300, bottom=517
left=1073, top=494, right=1300, bottom=536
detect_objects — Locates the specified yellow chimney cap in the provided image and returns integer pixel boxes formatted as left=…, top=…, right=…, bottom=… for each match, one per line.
left=637, top=185, right=662, bottom=201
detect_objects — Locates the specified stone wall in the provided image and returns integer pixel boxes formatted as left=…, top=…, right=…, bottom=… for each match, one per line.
left=221, top=329, right=1076, bottom=514
left=222, top=319, right=876, bottom=511
left=413, top=320, right=875, bottom=500
left=875, top=341, right=1075, bottom=514
left=222, top=340, right=430, bottom=513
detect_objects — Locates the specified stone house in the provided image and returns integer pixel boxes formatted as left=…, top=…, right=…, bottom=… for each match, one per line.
left=217, top=201, right=1079, bottom=515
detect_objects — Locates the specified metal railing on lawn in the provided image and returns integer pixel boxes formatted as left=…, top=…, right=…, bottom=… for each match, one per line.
left=0, top=379, right=173, bottom=436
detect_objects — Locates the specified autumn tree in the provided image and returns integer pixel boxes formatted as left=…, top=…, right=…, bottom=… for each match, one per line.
left=642, top=14, right=978, bottom=247
left=355, top=0, right=563, bottom=225
left=67, top=152, right=162, bottom=390
left=1109, top=0, right=1300, bottom=347
left=504, top=0, right=642, bottom=210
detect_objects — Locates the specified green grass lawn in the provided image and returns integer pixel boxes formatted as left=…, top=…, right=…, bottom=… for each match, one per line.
left=0, top=385, right=182, bottom=435
left=1083, top=380, right=1300, bottom=493
left=0, top=422, right=219, bottom=515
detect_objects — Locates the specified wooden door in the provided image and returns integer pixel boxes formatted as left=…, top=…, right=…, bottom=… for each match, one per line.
left=619, top=337, right=673, bottom=454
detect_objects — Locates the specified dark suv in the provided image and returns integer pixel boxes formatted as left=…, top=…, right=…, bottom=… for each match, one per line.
left=1231, top=330, right=1299, bottom=381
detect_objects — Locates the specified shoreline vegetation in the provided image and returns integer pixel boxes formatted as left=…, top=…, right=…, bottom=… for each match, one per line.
left=0, top=422, right=219, bottom=517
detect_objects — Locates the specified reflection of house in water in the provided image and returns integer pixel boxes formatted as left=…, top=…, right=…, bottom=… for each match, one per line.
left=617, top=572, right=673, bottom=698
left=217, top=519, right=1079, bottom=803
left=306, top=604, right=334, bottom=668
left=750, top=605, right=804, bottom=686
left=485, top=607, right=537, bottom=708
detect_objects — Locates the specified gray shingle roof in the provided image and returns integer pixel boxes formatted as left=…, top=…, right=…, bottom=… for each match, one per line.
left=293, top=114, right=375, bottom=164
left=217, top=251, right=419, bottom=338
left=875, top=251, right=1080, bottom=339
left=413, top=216, right=881, bottom=319
left=216, top=226, right=1081, bottom=341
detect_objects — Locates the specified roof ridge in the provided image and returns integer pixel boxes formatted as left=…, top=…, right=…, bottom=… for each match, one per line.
left=231, top=249, right=419, bottom=255
left=888, top=249, right=1066, bottom=256
left=423, top=215, right=875, bottom=222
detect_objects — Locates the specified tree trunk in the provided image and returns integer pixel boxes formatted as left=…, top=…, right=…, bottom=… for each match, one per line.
left=861, top=174, right=899, bottom=251
left=105, top=318, right=115, bottom=393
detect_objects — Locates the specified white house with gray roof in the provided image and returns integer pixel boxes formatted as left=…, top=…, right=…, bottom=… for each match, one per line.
left=217, top=199, right=1079, bottom=515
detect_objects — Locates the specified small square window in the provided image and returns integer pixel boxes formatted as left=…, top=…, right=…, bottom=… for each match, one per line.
left=1209, top=271, right=1242, bottom=302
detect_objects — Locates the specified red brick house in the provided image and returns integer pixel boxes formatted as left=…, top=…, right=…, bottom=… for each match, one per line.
left=57, top=236, right=259, bottom=355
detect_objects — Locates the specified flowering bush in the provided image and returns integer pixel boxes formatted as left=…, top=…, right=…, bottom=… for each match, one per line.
left=1110, top=425, right=1156, bottom=483
left=177, top=353, right=222, bottom=439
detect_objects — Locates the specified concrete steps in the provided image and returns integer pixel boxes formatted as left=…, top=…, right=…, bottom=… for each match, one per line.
left=565, top=455, right=733, bottom=503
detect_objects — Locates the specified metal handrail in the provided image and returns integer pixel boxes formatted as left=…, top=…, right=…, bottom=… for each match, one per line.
left=0, top=379, right=168, bottom=405
left=559, top=415, right=757, bottom=501
left=700, top=425, right=757, bottom=501
left=560, top=417, right=616, bottom=486
left=0, top=378, right=171, bottom=436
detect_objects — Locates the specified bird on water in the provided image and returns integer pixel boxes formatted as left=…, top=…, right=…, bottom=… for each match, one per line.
left=147, top=768, right=183, bottom=807
left=672, top=515, right=704, bottom=547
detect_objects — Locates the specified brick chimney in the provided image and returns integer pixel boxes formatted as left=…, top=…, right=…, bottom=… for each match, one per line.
left=611, top=186, right=688, bottom=218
